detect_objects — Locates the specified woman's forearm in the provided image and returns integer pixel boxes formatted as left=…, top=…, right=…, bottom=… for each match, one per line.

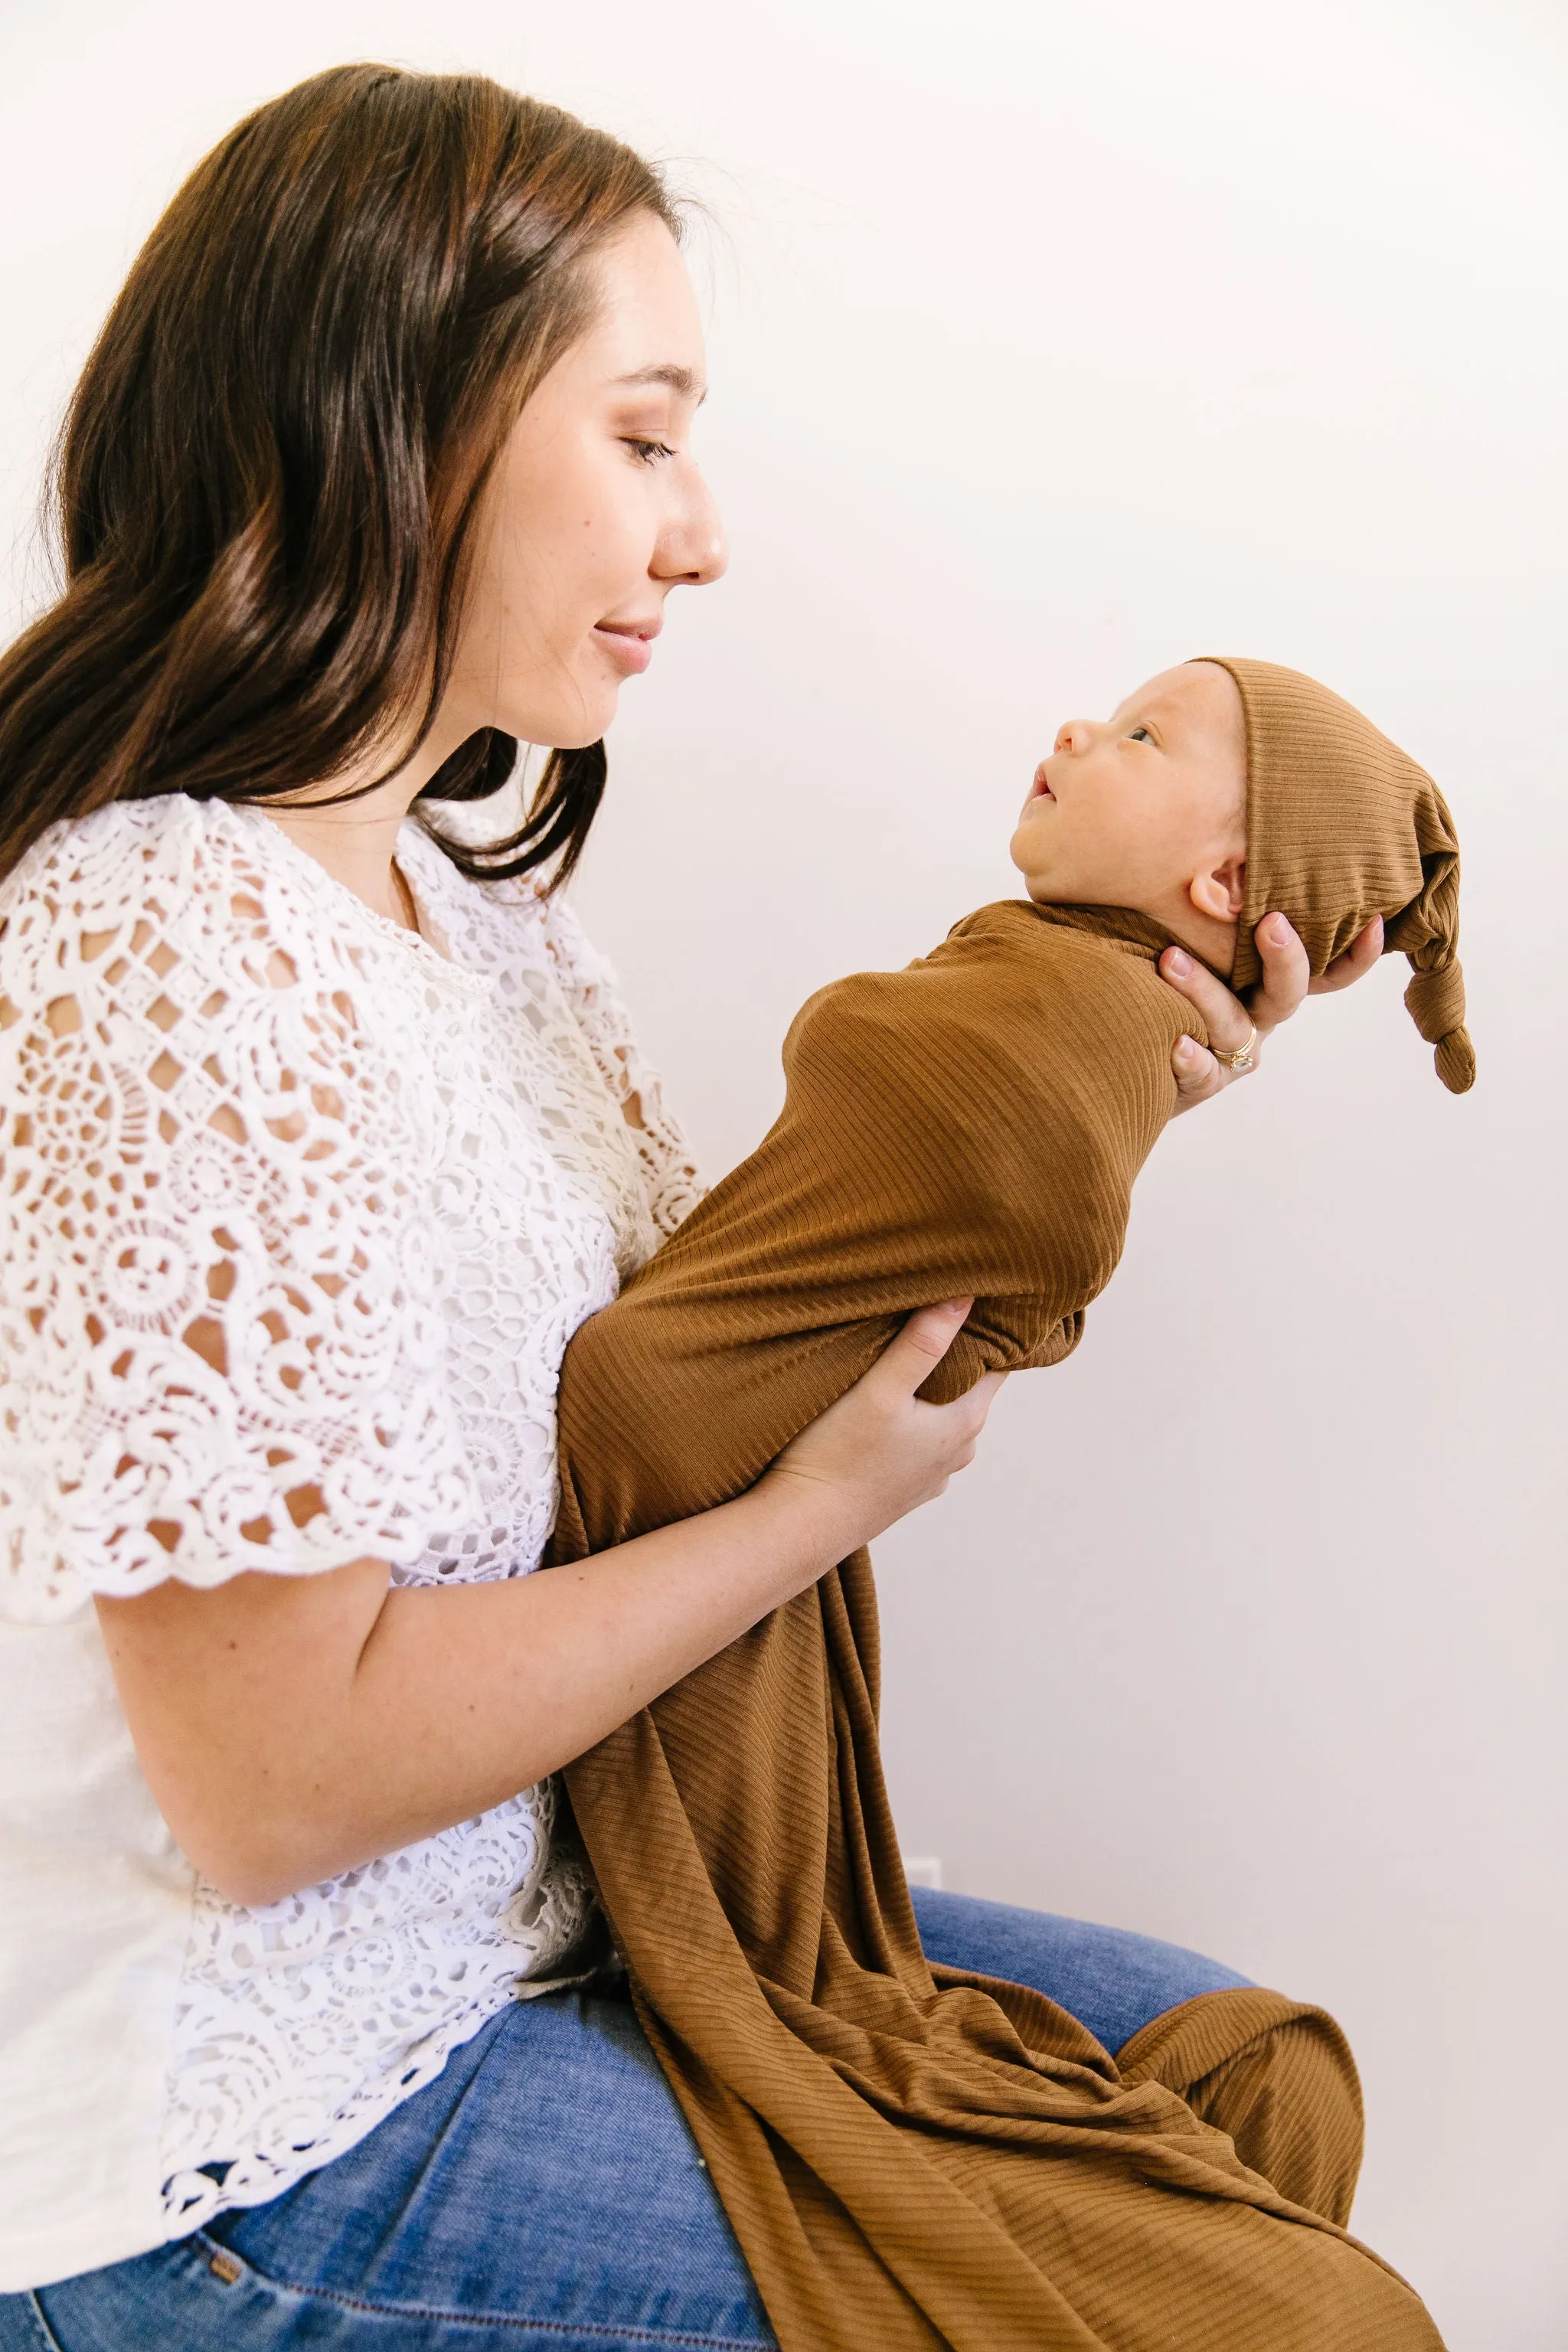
left=96, top=1476, right=849, bottom=1907
left=97, top=1303, right=990, bottom=1907
left=353, top=1480, right=852, bottom=1871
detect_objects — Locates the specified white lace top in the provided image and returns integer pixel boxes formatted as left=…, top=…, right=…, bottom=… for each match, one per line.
left=0, top=794, right=702, bottom=2292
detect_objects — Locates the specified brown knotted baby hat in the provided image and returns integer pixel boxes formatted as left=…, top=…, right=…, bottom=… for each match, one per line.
left=1197, top=657, right=1475, bottom=1093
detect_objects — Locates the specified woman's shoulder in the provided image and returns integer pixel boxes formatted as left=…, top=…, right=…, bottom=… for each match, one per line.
left=2, top=790, right=252, bottom=902
left=0, top=794, right=374, bottom=1021
left=2, top=792, right=194, bottom=936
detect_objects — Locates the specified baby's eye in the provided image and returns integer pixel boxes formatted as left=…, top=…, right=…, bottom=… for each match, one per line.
left=1127, top=725, right=1154, bottom=743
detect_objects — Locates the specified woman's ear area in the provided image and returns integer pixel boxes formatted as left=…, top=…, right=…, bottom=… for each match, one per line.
left=1187, top=851, right=1246, bottom=923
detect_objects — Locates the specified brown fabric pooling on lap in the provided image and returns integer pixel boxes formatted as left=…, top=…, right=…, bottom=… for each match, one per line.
left=552, top=900, right=1444, bottom=2350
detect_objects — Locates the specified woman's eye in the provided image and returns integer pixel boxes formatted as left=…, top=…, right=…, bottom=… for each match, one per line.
left=624, top=437, right=677, bottom=466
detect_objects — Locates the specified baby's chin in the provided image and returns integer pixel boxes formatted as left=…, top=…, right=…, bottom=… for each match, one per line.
left=1012, top=873, right=1077, bottom=910
left=1008, top=829, right=1059, bottom=900
left=1009, top=844, right=1084, bottom=907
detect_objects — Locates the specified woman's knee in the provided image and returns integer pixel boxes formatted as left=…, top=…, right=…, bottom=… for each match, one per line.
left=910, top=1883, right=1252, bottom=2054
left=1119, top=1991, right=1366, bottom=2226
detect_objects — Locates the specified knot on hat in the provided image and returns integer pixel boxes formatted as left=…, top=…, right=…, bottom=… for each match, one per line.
left=1198, top=658, right=1475, bottom=1096
left=1403, top=960, right=1475, bottom=1095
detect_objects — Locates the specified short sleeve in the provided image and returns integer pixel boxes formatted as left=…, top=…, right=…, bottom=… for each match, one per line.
left=0, top=806, right=477, bottom=1625
left=538, top=893, right=706, bottom=1242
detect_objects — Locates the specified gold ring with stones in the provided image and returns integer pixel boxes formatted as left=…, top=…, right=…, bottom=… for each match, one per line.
left=1213, top=1024, right=1257, bottom=1073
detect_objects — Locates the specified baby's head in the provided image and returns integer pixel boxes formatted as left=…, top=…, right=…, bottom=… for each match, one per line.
left=1010, top=655, right=1475, bottom=1093
left=1011, top=662, right=1250, bottom=972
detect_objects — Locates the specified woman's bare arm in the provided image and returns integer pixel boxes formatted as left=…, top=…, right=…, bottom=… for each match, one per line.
left=96, top=1302, right=1001, bottom=1907
left=1163, top=911, right=1384, bottom=1109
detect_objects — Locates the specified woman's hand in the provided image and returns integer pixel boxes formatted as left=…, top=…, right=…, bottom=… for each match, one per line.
left=765, top=1298, right=1003, bottom=1559
left=1160, top=912, right=1384, bottom=1112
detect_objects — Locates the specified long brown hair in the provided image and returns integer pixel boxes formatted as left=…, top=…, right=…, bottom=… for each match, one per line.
left=0, top=64, right=678, bottom=887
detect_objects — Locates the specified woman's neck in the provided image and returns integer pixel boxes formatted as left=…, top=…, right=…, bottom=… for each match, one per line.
left=257, top=702, right=476, bottom=931
left=260, top=781, right=421, bottom=930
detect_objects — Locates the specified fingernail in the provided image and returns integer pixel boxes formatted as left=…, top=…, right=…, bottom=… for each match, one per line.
left=1165, top=949, right=1192, bottom=975
left=1174, top=1036, right=1199, bottom=1063
left=1264, top=913, right=1289, bottom=945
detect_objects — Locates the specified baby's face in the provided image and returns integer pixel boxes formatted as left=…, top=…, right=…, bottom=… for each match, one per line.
left=1010, top=662, right=1247, bottom=949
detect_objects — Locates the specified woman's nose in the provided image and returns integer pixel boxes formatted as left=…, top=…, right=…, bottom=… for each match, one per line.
left=655, top=467, right=729, bottom=589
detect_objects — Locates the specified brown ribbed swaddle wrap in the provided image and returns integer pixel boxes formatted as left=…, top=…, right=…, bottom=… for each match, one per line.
left=554, top=900, right=1442, bottom=2351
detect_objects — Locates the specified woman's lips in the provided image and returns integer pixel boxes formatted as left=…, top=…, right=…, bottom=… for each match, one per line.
left=594, top=621, right=659, bottom=675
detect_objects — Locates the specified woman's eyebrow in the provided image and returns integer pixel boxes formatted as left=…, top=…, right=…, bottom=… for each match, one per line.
left=612, top=363, right=707, bottom=404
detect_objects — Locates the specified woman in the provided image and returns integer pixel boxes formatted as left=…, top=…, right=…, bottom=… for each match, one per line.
left=0, top=65, right=1396, bottom=2351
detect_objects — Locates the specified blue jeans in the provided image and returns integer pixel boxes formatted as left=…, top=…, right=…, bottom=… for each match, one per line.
left=5, top=1890, right=1250, bottom=2351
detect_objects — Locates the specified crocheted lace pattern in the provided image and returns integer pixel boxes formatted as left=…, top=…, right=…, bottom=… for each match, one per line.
left=0, top=794, right=703, bottom=2225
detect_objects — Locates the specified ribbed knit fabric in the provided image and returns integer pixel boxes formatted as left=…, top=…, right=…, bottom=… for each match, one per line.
left=1117, top=1989, right=1366, bottom=2227
left=554, top=900, right=1442, bottom=2351
left=1199, top=657, right=1475, bottom=1092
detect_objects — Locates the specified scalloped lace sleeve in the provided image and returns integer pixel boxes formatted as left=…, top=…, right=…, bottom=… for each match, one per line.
left=539, top=893, right=705, bottom=1242
left=0, top=807, right=476, bottom=1624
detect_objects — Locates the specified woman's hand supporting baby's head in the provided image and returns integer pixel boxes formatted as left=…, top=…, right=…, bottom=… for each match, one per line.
left=1010, top=661, right=1248, bottom=973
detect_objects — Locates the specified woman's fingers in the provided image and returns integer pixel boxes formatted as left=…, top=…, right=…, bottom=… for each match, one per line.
left=951, top=1369, right=1007, bottom=1446
left=1160, top=913, right=1316, bottom=1114
left=874, top=1298, right=972, bottom=1393
left=766, top=1304, right=1000, bottom=1552
left=1161, top=913, right=1384, bottom=1112
left=1309, top=913, right=1383, bottom=995
left=1245, top=912, right=1312, bottom=1035
left=1168, top=1032, right=1227, bottom=1111
left=1158, top=946, right=1259, bottom=1112
left=1158, top=944, right=1259, bottom=1052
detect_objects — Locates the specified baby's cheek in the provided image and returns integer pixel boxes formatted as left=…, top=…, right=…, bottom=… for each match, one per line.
left=1116, top=802, right=1178, bottom=882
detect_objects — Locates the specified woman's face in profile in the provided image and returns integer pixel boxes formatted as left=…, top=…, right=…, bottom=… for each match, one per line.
left=447, top=210, right=728, bottom=752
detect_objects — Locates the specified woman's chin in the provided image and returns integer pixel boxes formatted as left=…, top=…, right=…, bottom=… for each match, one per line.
left=498, top=694, right=618, bottom=753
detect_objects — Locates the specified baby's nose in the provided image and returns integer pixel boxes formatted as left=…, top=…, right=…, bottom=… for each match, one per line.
left=1055, top=718, right=1090, bottom=755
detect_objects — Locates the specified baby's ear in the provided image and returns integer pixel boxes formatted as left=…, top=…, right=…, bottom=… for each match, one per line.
left=1188, top=853, right=1246, bottom=923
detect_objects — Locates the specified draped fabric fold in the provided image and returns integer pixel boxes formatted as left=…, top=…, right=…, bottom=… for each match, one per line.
left=554, top=900, right=1442, bottom=2351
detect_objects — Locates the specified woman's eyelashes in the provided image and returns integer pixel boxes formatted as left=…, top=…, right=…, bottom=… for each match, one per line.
left=623, top=437, right=677, bottom=466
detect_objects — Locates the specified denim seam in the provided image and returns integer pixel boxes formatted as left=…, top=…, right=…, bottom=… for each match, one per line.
left=192, top=2237, right=773, bottom=2352
left=19, top=2298, right=66, bottom=2352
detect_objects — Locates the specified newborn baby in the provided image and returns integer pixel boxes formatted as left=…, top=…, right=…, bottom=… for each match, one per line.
left=547, top=655, right=1465, bottom=2352
left=555, top=652, right=1474, bottom=1536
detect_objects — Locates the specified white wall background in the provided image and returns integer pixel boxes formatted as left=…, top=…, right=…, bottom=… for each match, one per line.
left=2, top=3, right=1563, bottom=2343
